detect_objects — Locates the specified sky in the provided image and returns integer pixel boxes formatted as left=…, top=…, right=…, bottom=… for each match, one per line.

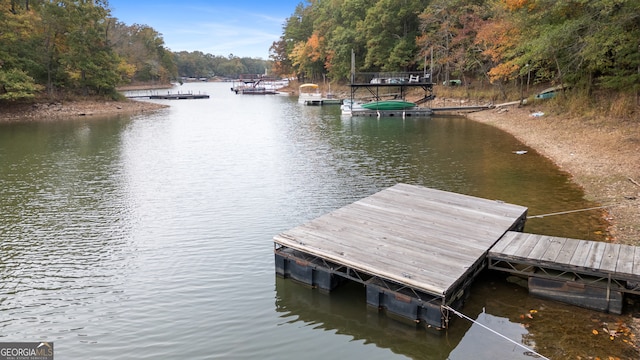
left=107, top=0, right=303, bottom=59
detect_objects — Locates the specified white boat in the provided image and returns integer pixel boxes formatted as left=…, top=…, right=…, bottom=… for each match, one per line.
left=298, top=83, right=323, bottom=105
left=340, top=99, right=363, bottom=115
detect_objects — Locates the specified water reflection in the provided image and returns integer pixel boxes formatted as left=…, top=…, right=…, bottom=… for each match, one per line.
left=275, top=274, right=545, bottom=360
left=0, top=118, right=134, bottom=346
left=275, top=277, right=462, bottom=359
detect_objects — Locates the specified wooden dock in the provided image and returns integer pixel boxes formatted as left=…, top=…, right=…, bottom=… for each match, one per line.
left=350, top=108, right=434, bottom=117
left=431, top=105, right=492, bottom=113
left=274, top=184, right=528, bottom=328
left=275, top=184, right=640, bottom=328
left=125, top=92, right=209, bottom=99
left=488, top=231, right=640, bottom=314
left=149, top=93, right=209, bottom=99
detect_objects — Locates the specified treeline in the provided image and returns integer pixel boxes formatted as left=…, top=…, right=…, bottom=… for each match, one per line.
left=270, top=0, right=640, bottom=95
left=0, top=0, right=269, bottom=102
left=173, top=52, right=269, bottom=80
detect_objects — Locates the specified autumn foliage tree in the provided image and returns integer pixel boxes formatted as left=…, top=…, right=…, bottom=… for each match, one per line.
left=0, top=0, right=177, bottom=102
left=289, top=32, right=327, bottom=82
left=274, top=0, right=639, bottom=111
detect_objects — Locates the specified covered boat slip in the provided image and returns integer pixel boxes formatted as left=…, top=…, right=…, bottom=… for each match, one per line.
left=273, top=184, right=528, bottom=328
left=346, top=71, right=436, bottom=116
left=488, top=231, right=640, bottom=314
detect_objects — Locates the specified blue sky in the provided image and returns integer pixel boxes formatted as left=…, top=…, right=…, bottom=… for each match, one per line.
left=107, top=0, right=303, bottom=59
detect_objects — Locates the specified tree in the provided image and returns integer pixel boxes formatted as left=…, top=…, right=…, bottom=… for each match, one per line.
left=321, top=0, right=369, bottom=80
left=361, top=0, right=427, bottom=71
left=109, top=22, right=176, bottom=84
left=59, top=0, right=120, bottom=95
left=269, top=36, right=293, bottom=77
left=289, top=32, right=326, bottom=82
left=0, top=68, right=43, bottom=101
left=488, top=0, right=640, bottom=94
left=418, top=0, right=492, bottom=85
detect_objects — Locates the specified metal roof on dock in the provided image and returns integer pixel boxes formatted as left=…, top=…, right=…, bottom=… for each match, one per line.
left=273, top=183, right=528, bottom=297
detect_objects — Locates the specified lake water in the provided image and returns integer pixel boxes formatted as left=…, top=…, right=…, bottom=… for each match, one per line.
left=0, top=82, right=634, bottom=359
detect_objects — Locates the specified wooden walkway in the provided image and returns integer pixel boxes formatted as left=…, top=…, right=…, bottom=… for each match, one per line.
left=274, top=183, right=528, bottom=327
left=149, top=93, right=209, bottom=99
left=126, top=93, right=209, bottom=99
left=490, top=231, right=640, bottom=278
left=488, top=231, right=640, bottom=313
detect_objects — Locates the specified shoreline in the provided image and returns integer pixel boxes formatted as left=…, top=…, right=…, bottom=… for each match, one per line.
left=0, top=99, right=168, bottom=123
left=461, top=102, right=639, bottom=245
left=1, top=96, right=637, bottom=244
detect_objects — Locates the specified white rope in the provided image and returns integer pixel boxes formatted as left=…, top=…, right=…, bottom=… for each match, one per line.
left=527, top=204, right=617, bottom=219
left=443, top=305, right=551, bottom=360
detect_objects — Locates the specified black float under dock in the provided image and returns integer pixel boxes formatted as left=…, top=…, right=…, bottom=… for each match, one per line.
left=273, top=184, right=528, bottom=329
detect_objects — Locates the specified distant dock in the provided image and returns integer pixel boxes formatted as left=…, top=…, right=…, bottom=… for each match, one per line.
left=231, top=74, right=284, bottom=95
left=350, top=108, right=434, bottom=117
left=125, top=91, right=209, bottom=100
left=274, top=184, right=640, bottom=328
left=149, top=93, right=209, bottom=100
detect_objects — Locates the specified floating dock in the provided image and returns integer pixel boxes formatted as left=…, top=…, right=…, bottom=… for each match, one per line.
left=231, top=74, right=280, bottom=95
left=149, top=93, right=209, bottom=100
left=303, top=98, right=342, bottom=106
left=350, top=108, right=434, bottom=117
left=274, top=184, right=528, bottom=328
left=233, top=87, right=278, bottom=95
left=125, top=92, right=209, bottom=99
left=489, top=232, right=640, bottom=314
left=274, top=184, right=640, bottom=329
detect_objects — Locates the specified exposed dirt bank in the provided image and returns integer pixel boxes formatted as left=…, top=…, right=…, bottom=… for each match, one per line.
left=0, top=99, right=167, bottom=123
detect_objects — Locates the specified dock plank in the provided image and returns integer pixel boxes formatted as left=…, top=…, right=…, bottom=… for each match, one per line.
left=490, top=231, right=517, bottom=255
left=278, top=227, right=464, bottom=294
left=554, top=238, right=580, bottom=264
left=343, top=203, right=499, bottom=252
left=499, top=232, right=531, bottom=258
left=568, top=241, right=594, bottom=268
left=633, top=248, right=640, bottom=276
left=510, top=233, right=542, bottom=259
left=389, top=183, right=527, bottom=219
left=583, top=241, right=606, bottom=269
left=615, top=245, right=635, bottom=275
left=527, top=234, right=554, bottom=261
left=540, top=236, right=567, bottom=262
left=359, top=194, right=517, bottom=238
left=599, top=243, right=621, bottom=273
left=380, top=186, right=526, bottom=227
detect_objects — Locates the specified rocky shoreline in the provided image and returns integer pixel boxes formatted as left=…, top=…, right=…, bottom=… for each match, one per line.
left=0, top=99, right=168, bottom=123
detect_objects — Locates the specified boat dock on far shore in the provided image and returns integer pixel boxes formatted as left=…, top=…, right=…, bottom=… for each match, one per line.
left=125, top=91, right=209, bottom=100
left=149, top=93, right=209, bottom=99
left=231, top=74, right=285, bottom=95
left=342, top=68, right=437, bottom=117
